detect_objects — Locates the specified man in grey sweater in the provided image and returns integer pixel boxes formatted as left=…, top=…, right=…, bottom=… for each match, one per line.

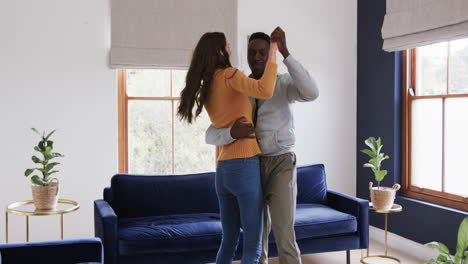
left=205, top=27, right=319, bottom=264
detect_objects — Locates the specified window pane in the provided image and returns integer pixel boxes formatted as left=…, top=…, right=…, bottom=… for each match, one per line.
left=416, top=42, right=448, bottom=96
left=127, top=70, right=170, bottom=97
left=445, top=98, right=468, bottom=197
left=172, top=70, right=187, bottom=98
left=128, top=100, right=172, bottom=174
left=173, top=103, right=215, bottom=174
left=411, top=99, right=443, bottom=191
left=449, top=38, right=468, bottom=95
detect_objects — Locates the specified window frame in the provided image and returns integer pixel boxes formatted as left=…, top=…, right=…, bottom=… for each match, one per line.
left=402, top=48, right=468, bottom=211
left=118, top=69, right=215, bottom=174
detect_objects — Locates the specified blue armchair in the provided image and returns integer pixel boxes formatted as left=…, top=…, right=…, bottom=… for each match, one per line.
left=0, top=238, right=103, bottom=264
left=95, top=164, right=368, bottom=264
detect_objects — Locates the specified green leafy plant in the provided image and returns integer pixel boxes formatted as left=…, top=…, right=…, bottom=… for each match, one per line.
left=425, top=217, right=468, bottom=264
left=360, top=137, right=390, bottom=189
left=24, top=128, right=64, bottom=186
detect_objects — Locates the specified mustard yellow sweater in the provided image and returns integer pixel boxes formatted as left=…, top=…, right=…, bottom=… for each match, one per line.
left=204, top=62, right=278, bottom=160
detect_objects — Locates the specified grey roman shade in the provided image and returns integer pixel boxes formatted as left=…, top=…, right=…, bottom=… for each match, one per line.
left=382, top=0, right=468, bottom=51
left=110, top=0, right=238, bottom=69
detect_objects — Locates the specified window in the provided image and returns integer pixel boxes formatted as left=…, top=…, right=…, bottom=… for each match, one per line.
left=118, top=69, right=215, bottom=175
left=402, top=38, right=468, bottom=211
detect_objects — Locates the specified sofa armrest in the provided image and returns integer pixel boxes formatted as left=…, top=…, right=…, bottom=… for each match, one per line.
left=0, top=238, right=103, bottom=264
left=94, top=199, right=118, bottom=264
left=327, top=190, right=369, bottom=248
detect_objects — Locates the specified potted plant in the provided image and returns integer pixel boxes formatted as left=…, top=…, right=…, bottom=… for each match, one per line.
left=361, top=137, right=400, bottom=210
left=425, top=217, right=468, bottom=264
left=24, top=128, right=64, bottom=210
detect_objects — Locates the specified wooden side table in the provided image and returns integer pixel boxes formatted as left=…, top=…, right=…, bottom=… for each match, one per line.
left=360, top=203, right=402, bottom=264
left=5, top=199, right=80, bottom=243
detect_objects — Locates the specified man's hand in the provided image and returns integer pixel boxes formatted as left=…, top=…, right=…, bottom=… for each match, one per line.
left=270, top=26, right=290, bottom=59
left=230, top=117, right=255, bottom=139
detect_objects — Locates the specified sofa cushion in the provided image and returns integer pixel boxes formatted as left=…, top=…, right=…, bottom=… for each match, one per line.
left=118, top=204, right=357, bottom=256
left=118, top=213, right=223, bottom=256
left=297, top=164, right=327, bottom=204
left=291, top=203, right=357, bottom=241
left=111, top=173, right=219, bottom=217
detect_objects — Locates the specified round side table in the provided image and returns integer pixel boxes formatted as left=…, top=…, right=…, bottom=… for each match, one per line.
left=5, top=199, right=80, bottom=243
left=360, top=203, right=402, bottom=264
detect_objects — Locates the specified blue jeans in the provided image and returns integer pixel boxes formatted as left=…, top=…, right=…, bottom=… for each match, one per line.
left=215, top=156, right=264, bottom=264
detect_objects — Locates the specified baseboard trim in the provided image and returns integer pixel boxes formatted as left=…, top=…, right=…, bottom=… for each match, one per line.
left=369, top=226, right=437, bottom=259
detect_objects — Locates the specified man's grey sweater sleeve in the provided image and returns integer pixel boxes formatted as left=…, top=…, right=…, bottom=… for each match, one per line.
left=205, top=125, right=236, bottom=146
left=283, top=55, right=319, bottom=102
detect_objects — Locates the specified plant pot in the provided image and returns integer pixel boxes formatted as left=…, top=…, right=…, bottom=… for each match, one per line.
left=31, top=178, right=59, bottom=210
left=369, top=182, right=400, bottom=210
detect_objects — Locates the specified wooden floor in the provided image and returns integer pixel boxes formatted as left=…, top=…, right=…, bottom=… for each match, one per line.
left=232, top=239, right=427, bottom=264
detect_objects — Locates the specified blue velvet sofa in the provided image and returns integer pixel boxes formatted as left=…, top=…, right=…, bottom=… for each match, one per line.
left=0, top=238, right=103, bottom=264
left=95, top=164, right=368, bottom=264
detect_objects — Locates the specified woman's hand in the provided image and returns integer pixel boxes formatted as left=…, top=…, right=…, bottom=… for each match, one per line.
left=268, top=40, right=278, bottom=64
left=270, top=42, right=278, bottom=52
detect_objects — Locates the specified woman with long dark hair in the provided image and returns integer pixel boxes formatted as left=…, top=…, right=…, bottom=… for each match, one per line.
left=178, top=32, right=278, bottom=264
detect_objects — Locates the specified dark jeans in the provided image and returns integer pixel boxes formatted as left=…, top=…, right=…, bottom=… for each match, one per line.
left=215, top=156, right=264, bottom=264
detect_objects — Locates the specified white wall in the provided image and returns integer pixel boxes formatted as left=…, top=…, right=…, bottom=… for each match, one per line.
left=0, top=0, right=116, bottom=242
left=238, top=0, right=357, bottom=195
left=0, top=0, right=356, bottom=243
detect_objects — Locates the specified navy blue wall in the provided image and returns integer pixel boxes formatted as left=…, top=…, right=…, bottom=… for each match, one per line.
left=357, top=0, right=468, bottom=253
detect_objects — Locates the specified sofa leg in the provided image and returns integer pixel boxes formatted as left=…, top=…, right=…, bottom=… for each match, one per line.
left=346, top=250, right=350, bottom=264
